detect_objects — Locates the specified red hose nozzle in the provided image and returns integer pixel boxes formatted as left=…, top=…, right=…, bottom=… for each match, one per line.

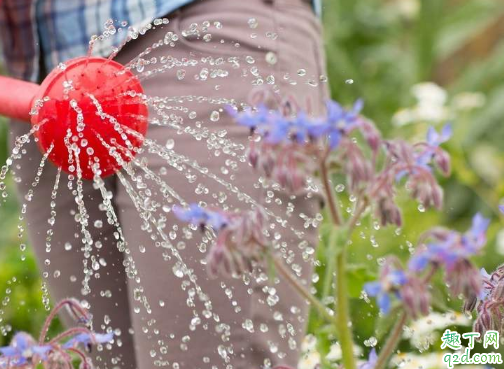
left=0, top=75, right=39, bottom=122
left=0, top=57, right=149, bottom=179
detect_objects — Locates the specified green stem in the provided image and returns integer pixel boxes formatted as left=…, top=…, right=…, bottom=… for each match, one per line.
left=272, top=256, right=337, bottom=326
left=335, top=249, right=357, bottom=369
left=320, top=161, right=343, bottom=226
left=374, top=311, right=408, bottom=369
left=319, top=161, right=358, bottom=369
left=321, top=254, right=335, bottom=301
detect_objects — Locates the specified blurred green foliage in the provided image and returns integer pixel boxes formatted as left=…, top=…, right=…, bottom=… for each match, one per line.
left=0, top=0, right=504, bottom=366
left=311, top=0, right=504, bottom=366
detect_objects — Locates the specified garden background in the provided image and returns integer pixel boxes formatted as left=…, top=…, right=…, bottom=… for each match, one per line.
left=1, top=0, right=504, bottom=367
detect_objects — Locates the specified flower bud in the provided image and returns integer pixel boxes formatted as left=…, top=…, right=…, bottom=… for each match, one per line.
left=401, top=276, right=430, bottom=319
left=376, top=196, right=402, bottom=227
left=359, top=119, right=381, bottom=153
left=410, top=177, right=443, bottom=210
left=345, top=144, right=373, bottom=193
left=434, top=149, right=451, bottom=176
left=446, top=260, right=482, bottom=299
left=247, top=147, right=259, bottom=168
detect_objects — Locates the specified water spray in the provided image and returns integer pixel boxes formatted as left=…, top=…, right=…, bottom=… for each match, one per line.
left=0, top=56, right=148, bottom=179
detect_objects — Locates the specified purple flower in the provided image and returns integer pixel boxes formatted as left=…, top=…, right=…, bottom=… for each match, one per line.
left=226, top=105, right=270, bottom=133
left=426, top=124, right=452, bottom=147
left=325, top=99, right=363, bottom=149
left=291, top=113, right=328, bottom=143
left=401, top=275, right=431, bottom=319
left=469, top=264, right=504, bottom=335
left=409, top=213, right=489, bottom=273
left=375, top=194, right=402, bottom=227
left=0, top=299, right=115, bottom=369
left=364, top=259, right=407, bottom=314
left=416, top=124, right=452, bottom=176
left=175, top=204, right=269, bottom=276
left=358, top=348, right=377, bottom=369
left=0, top=333, right=51, bottom=366
left=62, top=332, right=114, bottom=349
left=342, top=141, right=373, bottom=192
left=463, top=213, right=490, bottom=254
left=173, top=204, right=228, bottom=231
left=408, top=214, right=489, bottom=301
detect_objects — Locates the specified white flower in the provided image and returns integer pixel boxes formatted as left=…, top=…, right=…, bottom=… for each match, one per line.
left=496, top=228, right=504, bottom=256
left=452, top=92, right=485, bottom=111
left=300, top=334, right=317, bottom=353
left=298, top=351, right=320, bottom=369
left=411, top=82, right=447, bottom=107
left=391, top=352, right=486, bottom=369
left=404, top=311, right=470, bottom=349
left=393, top=83, right=450, bottom=126
left=326, top=342, right=362, bottom=361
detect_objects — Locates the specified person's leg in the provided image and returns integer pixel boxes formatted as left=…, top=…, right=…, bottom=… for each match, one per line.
left=113, top=0, right=328, bottom=368
left=8, top=123, right=137, bottom=369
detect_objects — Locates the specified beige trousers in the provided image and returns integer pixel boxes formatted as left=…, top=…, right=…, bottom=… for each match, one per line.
left=9, top=0, right=328, bottom=368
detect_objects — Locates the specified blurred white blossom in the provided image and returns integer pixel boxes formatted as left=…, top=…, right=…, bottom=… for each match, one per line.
left=452, top=92, right=486, bottom=111
left=394, top=83, right=450, bottom=126
left=392, top=352, right=485, bottom=369
left=495, top=228, right=504, bottom=256
left=403, top=311, right=470, bottom=350
left=326, top=342, right=363, bottom=361
left=393, top=82, right=485, bottom=127
left=299, top=335, right=320, bottom=369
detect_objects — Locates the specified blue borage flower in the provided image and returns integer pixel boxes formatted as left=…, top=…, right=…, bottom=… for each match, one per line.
left=409, top=213, right=489, bottom=272
left=364, top=260, right=407, bottom=314
left=62, top=332, right=114, bottom=349
left=174, top=204, right=269, bottom=276
left=395, top=123, right=452, bottom=182
left=365, top=257, right=431, bottom=318
left=173, top=204, right=228, bottom=231
left=0, top=299, right=114, bottom=369
left=227, top=98, right=381, bottom=195
left=325, top=99, right=363, bottom=149
left=470, top=263, right=504, bottom=336
left=406, top=213, right=489, bottom=303
left=371, top=125, right=451, bottom=227
left=228, top=99, right=364, bottom=149
left=0, top=333, right=51, bottom=366
left=358, top=348, right=377, bottom=369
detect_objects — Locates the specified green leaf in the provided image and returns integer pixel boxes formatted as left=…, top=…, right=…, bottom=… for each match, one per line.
left=346, top=264, right=377, bottom=299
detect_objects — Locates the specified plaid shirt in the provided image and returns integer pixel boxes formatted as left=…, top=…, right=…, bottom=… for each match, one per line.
left=0, top=0, right=194, bottom=81
left=0, top=0, right=321, bottom=83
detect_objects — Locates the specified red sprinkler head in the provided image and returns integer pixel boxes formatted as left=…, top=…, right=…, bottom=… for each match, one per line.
left=0, top=57, right=148, bottom=179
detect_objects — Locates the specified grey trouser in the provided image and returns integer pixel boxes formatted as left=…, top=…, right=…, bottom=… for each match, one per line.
left=9, top=0, right=328, bottom=368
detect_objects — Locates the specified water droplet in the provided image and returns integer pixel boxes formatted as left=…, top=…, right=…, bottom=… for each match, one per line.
left=210, top=111, right=220, bottom=122
left=265, top=52, right=277, bottom=65
left=248, top=18, right=258, bottom=29
left=297, top=69, right=306, bottom=77
left=165, top=139, right=175, bottom=150
left=172, top=263, right=184, bottom=278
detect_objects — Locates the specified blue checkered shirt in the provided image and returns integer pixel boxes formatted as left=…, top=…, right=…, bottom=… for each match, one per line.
left=0, top=0, right=321, bottom=83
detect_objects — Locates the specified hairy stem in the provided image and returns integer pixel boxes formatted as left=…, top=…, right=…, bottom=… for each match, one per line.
left=273, top=256, right=337, bottom=325
left=335, top=249, right=357, bottom=369
left=39, top=299, right=90, bottom=344
left=319, top=161, right=359, bottom=369
left=374, top=311, right=408, bottom=369
left=320, top=161, right=342, bottom=225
